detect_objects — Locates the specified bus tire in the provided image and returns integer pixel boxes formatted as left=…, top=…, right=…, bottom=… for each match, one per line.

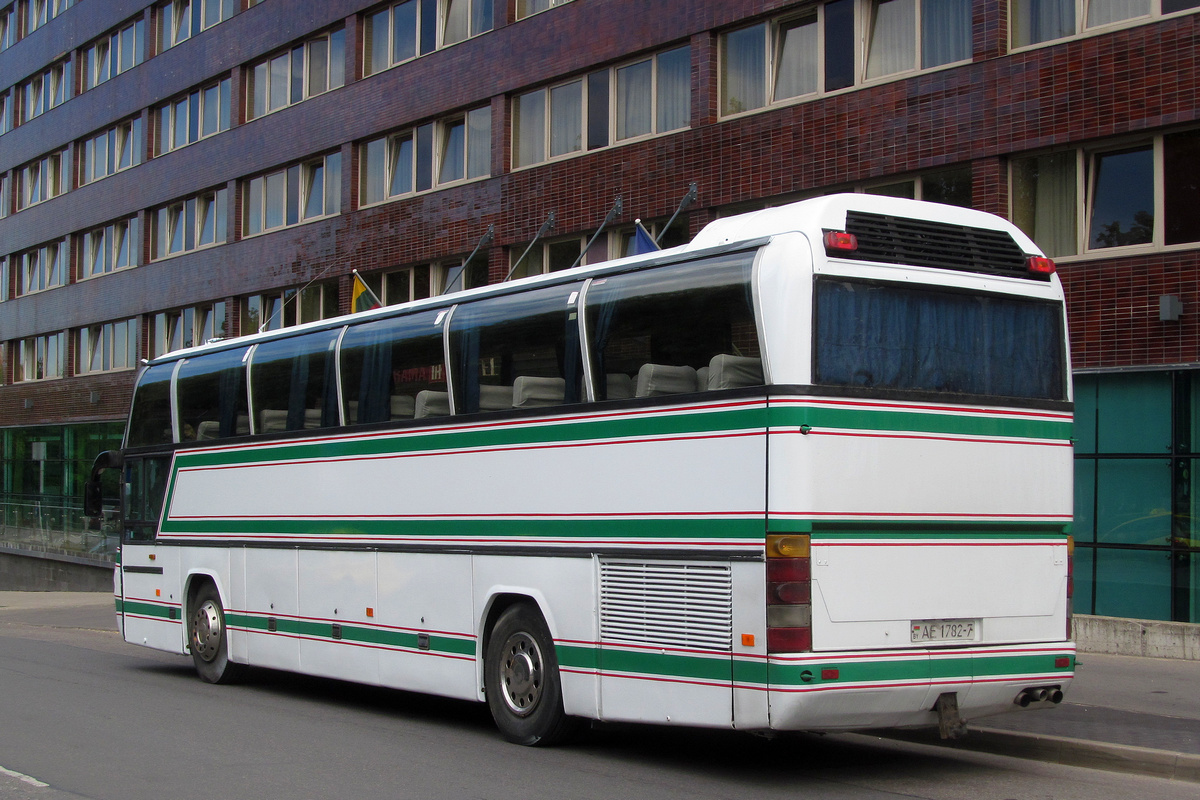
left=485, top=603, right=577, bottom=746
left=188, top=583, right=244, bottom=684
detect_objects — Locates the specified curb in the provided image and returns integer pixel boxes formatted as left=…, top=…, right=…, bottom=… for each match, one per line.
left=877, top=726, right=1200, bottom=783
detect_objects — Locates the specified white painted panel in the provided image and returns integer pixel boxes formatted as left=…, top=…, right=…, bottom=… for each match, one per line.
left=243, top=548, right=298, bottom=670
left=298, top=550, right=378, bottom=685
left=376, top=552, right=476, bottom=700
left=120, top=544, right=184, bottom=654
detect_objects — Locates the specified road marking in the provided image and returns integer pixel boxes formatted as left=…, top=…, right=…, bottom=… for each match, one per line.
left=0, top=765, right=49, bottom=788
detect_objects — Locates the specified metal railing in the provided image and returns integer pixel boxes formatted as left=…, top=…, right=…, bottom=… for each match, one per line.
left=0, top=499, right=119, bottom=561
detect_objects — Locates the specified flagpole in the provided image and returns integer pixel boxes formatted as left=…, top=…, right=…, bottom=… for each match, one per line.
left=504, top=211, right=557, bottom=282
left=657, top=182, right=698, bottom=245
left=568, top=195, right=622, bottom=270
left=442, top=224, right=495, bottom=295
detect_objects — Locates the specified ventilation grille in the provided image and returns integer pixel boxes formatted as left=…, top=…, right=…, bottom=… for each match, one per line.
left=600, top=561, right=733, bottom=651
left=845, top=211, right=1033, bottom=278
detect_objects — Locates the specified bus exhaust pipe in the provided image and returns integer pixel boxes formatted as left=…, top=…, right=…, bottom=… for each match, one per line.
left=1015, top=686, right=1061, bottom=706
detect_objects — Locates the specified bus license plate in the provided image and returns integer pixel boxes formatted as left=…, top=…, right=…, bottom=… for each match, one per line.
left=911, top=619, right=976, bottom=643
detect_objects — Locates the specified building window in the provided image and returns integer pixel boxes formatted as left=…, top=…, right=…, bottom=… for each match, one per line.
left=152, top=301, right=227, bottom=357
left=1011, top=130, right=1200, bottom=257
left=15, top=332, right=66, bottom=381
left=864, top=165, right=973, bottom=206
left=17, top=59, right=71, bottom=125
left=516, top=0, right=573, bottom=19
left=79, top=217, right=140, bottom=280
left=25, top=0, right=75, bottom=36
left=15, top=148, right=67, bottom=211
left=77, top=319, right=139, bottom=374
left=356, top=263, right=447, bottom=306
left=1, top=4, right=17, bottom=51
left=81, top=16, right=147, bottom=91
left=0, top=89, right=11, bottom=135
left=158, top=0, right=236, bottom=52
left=721, top=0, right=970, bottom=116
left=241, top=283, right=338, bottom=334
left=0, top=256, right=8, bottom=302
left=244, top=152, right=341, bottom=236
left=514, top=46, right=690, bottom=168
left=362, top=0, right=493, bottom=77
left=0, top=173, right=8, bottom=219
left=360, top=107, right=489, bottom=205
left=507, top=236, right=591, bottom=280
left=1011, top=0, right=1200, bottom=48
left=152, top=187, right=228, bottom=260
left=155, top=77, right=231, bottom=155
left=80, top=118, right=144, bottom=185
left=17, top=238, right=68, bottom=295
left=247, top=27, right=345, bottom=120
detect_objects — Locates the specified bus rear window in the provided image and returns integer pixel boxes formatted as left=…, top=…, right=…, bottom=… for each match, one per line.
left=814, top=278, right=1066, bottom=402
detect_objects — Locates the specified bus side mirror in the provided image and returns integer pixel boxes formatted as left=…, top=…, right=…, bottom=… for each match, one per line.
left=84, top=450, right=123, bottom=518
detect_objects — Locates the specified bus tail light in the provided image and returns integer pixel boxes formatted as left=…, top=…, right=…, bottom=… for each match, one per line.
left=767, top=534, right=812, bottom=653
left=1065, top=535, right=1074, bottom=640
left=1026, top=255, right=1056, bottom=275
left=823, top=231, right=858, bottom=254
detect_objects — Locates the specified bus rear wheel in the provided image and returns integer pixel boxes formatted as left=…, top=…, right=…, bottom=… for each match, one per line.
left=484, top=603, right=576, bottom=746
left=188, top=583, right=244, bottom=684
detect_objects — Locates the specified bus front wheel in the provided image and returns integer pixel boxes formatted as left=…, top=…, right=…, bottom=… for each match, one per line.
left=188, top=583, right=244, bottom=684
left=484, top=603, right=576, bottom=746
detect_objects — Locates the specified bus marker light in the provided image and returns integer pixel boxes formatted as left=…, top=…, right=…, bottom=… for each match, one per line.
left=1055, top=656, right=1069, bottom=668
left=155, top=589, right=161, bottom=597
left=1026, top=256, right=1056, bottom=275
left=366, top=607, right=374, bottom=618
left=823, top=231, right=858, bottom=253
left=821, top=669, right=839, bottom=681
left=767, top=534, right=811, bottom=559
left=741, top=633, right=755, bottom=647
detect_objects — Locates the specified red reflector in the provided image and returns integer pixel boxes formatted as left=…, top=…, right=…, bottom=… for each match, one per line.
left=766, top=558, right=811, bottom=582
left=767, top=627, right=812, bottom=653
left=821, top=668, right=839, bottom=681
left=768, top=581, right=812, bottom=605
left=1055, top=656, right=1070, bottom=668
left=1027, top=255, right=1056, bottom=275
left=823, top=230, right=858, bottom=253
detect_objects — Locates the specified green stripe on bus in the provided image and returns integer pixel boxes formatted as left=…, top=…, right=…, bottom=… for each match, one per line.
left=768, top=405, right=1072, bottom=441
left=172, top=407, right=770, bottom=471
left=766, top=652, right=1074, bottom=688
left=557, top=647, right=1072, bottom=688
left=226, top=613, right=476, bottom=657
left=160, top=516, right=767, bottom=540
left=118, top=598, right=176, bottom=620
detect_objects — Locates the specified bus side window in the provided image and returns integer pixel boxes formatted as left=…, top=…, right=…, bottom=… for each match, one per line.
left=448, top=283, right=584, bottom=414
left=126, top=363, right=177, bottom=447
left=340, top=308, right=449, bottom=425
left=176, top=347, right=251, bottom=441
left=250, top=330, right=341, bottom=433
left=583, top=251, right=762, bottom=400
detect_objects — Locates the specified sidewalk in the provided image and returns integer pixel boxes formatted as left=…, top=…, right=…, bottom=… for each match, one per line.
left=5, top=592, right=1199, bottom=781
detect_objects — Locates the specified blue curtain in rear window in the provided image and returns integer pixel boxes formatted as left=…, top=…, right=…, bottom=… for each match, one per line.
left=814, top=279, right=1065, bottom=401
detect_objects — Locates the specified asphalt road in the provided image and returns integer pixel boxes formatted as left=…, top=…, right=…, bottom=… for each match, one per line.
left=0, top=594, right=1194, bottom=800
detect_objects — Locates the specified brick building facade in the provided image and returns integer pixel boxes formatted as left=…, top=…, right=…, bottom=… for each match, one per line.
left=1, top=0, right=1198, bottom=619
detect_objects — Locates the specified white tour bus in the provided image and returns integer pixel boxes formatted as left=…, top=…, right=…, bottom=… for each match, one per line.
left=86, top=194, right=1075, bottom=745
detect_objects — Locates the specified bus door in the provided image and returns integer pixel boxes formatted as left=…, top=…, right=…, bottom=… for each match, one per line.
left=117, top=453, right=184, bottom=654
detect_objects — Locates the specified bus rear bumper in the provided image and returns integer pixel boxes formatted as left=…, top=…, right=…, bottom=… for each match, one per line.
left=761, top=641, right=1075, bottom=732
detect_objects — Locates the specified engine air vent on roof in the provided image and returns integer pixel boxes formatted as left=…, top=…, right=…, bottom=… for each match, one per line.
left=844, top=211, right=1033, bottom=278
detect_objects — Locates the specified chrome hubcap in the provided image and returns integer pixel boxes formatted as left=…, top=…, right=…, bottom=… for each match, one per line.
left=191, top=600, right=222, bottom=663
left=499, top=632, right=543, bottom=716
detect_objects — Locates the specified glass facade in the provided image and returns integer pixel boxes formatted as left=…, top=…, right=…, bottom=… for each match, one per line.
left=0, top=422, right=125, bottom=558
left=1074, top=371, right=1200, bottom=622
